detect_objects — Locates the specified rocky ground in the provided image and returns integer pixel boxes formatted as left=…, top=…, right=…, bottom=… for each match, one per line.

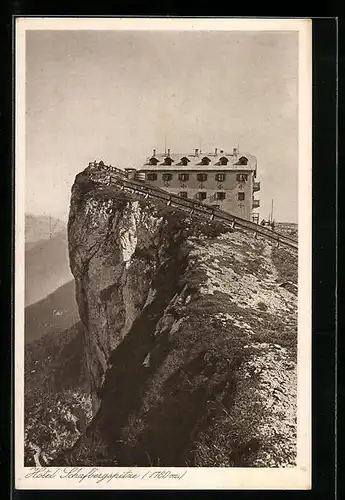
left=24, top=323, right=93, bottom=466
left=134, top=231, right=298, bottom=467
left=46, top=168, right=299, bottom=468
left=27, top=168, right=298, bottom=468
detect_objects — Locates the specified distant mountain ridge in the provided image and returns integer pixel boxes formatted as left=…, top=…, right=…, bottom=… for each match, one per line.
left=25, top=214, right=73, bottom=306
left=25, top=214, right=66, bottom=245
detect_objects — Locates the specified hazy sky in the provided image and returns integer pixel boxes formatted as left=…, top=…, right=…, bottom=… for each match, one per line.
left=26, top=29, right=298, bottom=222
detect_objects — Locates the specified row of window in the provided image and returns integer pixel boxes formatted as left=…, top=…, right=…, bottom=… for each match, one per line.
left=149, top=156, right=249, bottom=166
left=146, top=173, right=249, bottom=182
left=178, top=192, right=246, bottom=201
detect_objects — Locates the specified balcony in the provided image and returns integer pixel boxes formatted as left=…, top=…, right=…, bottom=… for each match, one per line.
left=253, top=181, right=261, bottom=192
left=252, top=199, right=260, bottom=209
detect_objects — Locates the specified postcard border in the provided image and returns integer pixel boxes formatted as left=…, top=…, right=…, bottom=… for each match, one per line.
left=9, top=15, right=334, bottom=496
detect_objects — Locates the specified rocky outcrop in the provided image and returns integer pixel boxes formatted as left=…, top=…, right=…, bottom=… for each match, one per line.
left=68, top=169, right=190, bottom=412
left=62, top=167, right=298, bottom=467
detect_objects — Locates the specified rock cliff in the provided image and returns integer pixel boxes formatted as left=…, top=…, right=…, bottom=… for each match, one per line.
left=61, top=166, right=298, bottom=467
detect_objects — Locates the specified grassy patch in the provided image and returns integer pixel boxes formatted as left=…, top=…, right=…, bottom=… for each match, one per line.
left=272, top=247, right=298, bottom=284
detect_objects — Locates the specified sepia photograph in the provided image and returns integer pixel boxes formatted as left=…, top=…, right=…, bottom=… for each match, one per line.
left=15, top=17, right=312, bottom=489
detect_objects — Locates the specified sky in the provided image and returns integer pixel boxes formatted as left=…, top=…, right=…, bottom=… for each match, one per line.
left=25, top=29, right=298, bottom=222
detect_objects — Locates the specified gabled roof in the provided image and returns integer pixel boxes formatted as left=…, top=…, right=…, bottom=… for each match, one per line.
left=216, top=156, right=230, bottom=165
left=198, top=156, right=211, bottom=164
left=161, top=157, right=175, bottom=164
left=148, top=156, right=159, bottom=164
left=234, top=155, right=249, bottom=165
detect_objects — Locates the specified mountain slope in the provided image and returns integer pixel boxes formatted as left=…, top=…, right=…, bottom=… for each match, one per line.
left=25, top=280, right=79, bottom=344
left=25, top=229, right=73, bottom=306
left=51, top=167, right=298, bottom=468
left=25, top=214, right=66, bottom=245
left=25, top=321, right=92, bottom=466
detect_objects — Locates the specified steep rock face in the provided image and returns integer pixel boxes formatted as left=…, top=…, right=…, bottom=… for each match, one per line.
left=65, top=168, right=298, bottom=467
left=68, top=170, right=190, bottom=412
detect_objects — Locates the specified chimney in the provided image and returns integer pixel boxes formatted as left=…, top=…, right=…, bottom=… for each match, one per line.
left=195, top=148, right=199, bottom=157
left=214, top=148, right=218, bottom=155
left=153, top=149, right=156, bottom=157
left=167, top=148, right=171, bottom=157
left=233, top=147, right=238, bottom=156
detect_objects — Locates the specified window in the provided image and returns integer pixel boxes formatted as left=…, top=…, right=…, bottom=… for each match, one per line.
left=164, top=157, right=174, bottom=166
left=238, top=156, right=248, bottom=165
left=180, top=157, right=190, bottom=166
left=179, top=191, right=188, bottom=198
left=147, top=173, right=158, bottom=181
left=162, top=173, right=173, bottom=181
left=219, top=156, right=229, bottom=165
left=236, top=173, right=248, bottom=182
left=215, top=173, right=226, bottom=182
left=238, top=192, right=245, bottom=201
left=178, top=173, right=189, bottom=182
left=216, top=192, right=226, bottom=200
left=149, top=157, right=159, bottom=165
left=200, top=156, right=211, bottom=165
left=197, top=173, right=208, bottom=182
left=196, top=192, right=207, bottom=200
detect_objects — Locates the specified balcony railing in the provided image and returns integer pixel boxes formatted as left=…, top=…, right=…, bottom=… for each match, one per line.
left=253, top=181, right=261, bottom=192
left=252, top=199, right=260, bottom=209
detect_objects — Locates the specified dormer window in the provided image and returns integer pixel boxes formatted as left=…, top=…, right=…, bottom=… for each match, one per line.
left=219, top=156, right=229, bottom=165
left=200, top=156, right=211, bottom=165
left=237, top=156, right=248, bottom=165
left=163, top=157, right=174, bottom=166
left=149, top=157, right=159, bottom=165
left=180, top=156, right=190, bottom=166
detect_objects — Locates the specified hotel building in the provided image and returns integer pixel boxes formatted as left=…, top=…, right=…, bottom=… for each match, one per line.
left=130, top=147, right=260, bottom=221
